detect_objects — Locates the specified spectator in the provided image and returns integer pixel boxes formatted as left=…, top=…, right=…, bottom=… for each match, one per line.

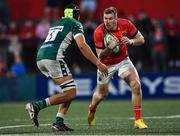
left=9, top=55, right=26, bottom=77
left=19, top=20, right=37, bottom=73
left=150, top=21, right=167, bottom=71
left=136, top=10, right=153, bottom=71
left=80, top=0, right=97, bottom=13
left=80, top=0, right=97, bottom=22
left=36, top=17, right=50, bottom=49
left=164, top=16, right=180, bottom=69
left=44, top=6, right=61, bottom=22
left=8, top=35, right=22, bottom=58
left=7, top=21, right=19, bottom=35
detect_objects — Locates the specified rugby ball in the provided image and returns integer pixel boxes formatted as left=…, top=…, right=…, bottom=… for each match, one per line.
left=104, top=33, right=120, bottom=53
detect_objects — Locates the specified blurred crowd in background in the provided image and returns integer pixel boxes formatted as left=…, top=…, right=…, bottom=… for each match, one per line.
left=0, top=0, right=179, bottom=77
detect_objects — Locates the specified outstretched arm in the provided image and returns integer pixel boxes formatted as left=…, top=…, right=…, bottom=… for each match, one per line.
left=96, top=48, right=112, bottom=60
left=74, top=34, right=108, bottom=75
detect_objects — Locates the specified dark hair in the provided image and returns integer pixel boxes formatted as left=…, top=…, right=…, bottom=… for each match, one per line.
left=103, top=7, right=117, bottom=18
left=64, top=4, right=80, bottom=20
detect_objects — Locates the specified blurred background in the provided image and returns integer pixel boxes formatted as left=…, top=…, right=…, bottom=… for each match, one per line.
left=0, top=0, right=180, bottom=101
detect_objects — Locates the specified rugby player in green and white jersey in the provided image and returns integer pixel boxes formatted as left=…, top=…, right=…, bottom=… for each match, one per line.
left=26, top=4, right=108, bottom=132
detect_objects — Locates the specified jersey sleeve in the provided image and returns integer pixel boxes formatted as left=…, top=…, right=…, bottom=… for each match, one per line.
left=94, top=28, right=105, bottom=49
left=72, top=21, right=84, bottom=38
left=127, top=20, right=138, bottom=37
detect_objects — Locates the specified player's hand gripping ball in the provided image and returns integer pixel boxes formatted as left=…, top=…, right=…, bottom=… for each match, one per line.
left=104, top=33, right=120, bottom=53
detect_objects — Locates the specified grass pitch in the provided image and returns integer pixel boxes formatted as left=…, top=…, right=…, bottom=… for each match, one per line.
left=0, top=99, right=180, bottom=135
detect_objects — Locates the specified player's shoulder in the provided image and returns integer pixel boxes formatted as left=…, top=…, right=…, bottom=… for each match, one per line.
left=117, top=18, right=132, bottom=25
left=69, top=18, right=83, bottom=29
left=68, top=18, right=82, bottom=25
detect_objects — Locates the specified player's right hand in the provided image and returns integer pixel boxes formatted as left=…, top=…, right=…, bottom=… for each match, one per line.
left=96, top=61, right=108, bottom=76
left=121, top=36, right=132, bottom=45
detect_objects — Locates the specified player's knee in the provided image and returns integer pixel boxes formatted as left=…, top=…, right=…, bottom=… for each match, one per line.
left=97, top=84, right=109, bottom=100
left=131, top=80, right=141, bottom=95
left=98, top=92, right=109, bottom=100
left=62, top=89, right=76, bottom=102
left=93, top=91, right=106, bottom=101
left=60, top=79, right=77, bottom=100
left=67, top=89, right=76, bottom=99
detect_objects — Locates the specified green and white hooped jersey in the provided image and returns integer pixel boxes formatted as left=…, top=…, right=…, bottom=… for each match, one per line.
left=36, top=18, right=83, bottom=61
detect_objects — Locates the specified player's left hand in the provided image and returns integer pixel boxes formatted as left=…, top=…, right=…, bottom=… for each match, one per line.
left=121, top=36, right=133, bottom=45
left=108, top=36, right=120, bottom=49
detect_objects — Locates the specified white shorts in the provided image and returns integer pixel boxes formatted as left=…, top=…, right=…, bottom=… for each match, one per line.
left=97, top=57, right=135, bottom=84
left=37, top=59, right=72, bottom=78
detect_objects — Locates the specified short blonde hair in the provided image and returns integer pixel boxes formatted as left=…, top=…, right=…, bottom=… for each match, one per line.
left=103, top=7, right=117, bottom=18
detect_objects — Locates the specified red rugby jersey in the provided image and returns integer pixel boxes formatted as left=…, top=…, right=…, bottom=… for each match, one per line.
left=94, top=18, right=138, bottom=65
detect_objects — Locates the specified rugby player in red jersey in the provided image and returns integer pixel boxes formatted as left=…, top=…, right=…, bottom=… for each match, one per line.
left=88, top=6, right=148, bottom=129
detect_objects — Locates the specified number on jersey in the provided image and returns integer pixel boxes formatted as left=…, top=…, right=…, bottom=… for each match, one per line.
left=44, top=26, right=64, bottom=43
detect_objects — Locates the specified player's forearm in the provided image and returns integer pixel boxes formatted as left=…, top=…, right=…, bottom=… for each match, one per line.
left=75, top=35, right=100, bottom=66
left=98, top=48, right=112, bottom=60
left=130, top=37, right=144, bottom=46
left=79, top=44, right=99, bottom=66
left=130, top=32, right=145, bottom=46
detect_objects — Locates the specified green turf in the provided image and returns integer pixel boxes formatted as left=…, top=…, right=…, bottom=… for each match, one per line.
left=0, top=99, right=180, bottom=135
